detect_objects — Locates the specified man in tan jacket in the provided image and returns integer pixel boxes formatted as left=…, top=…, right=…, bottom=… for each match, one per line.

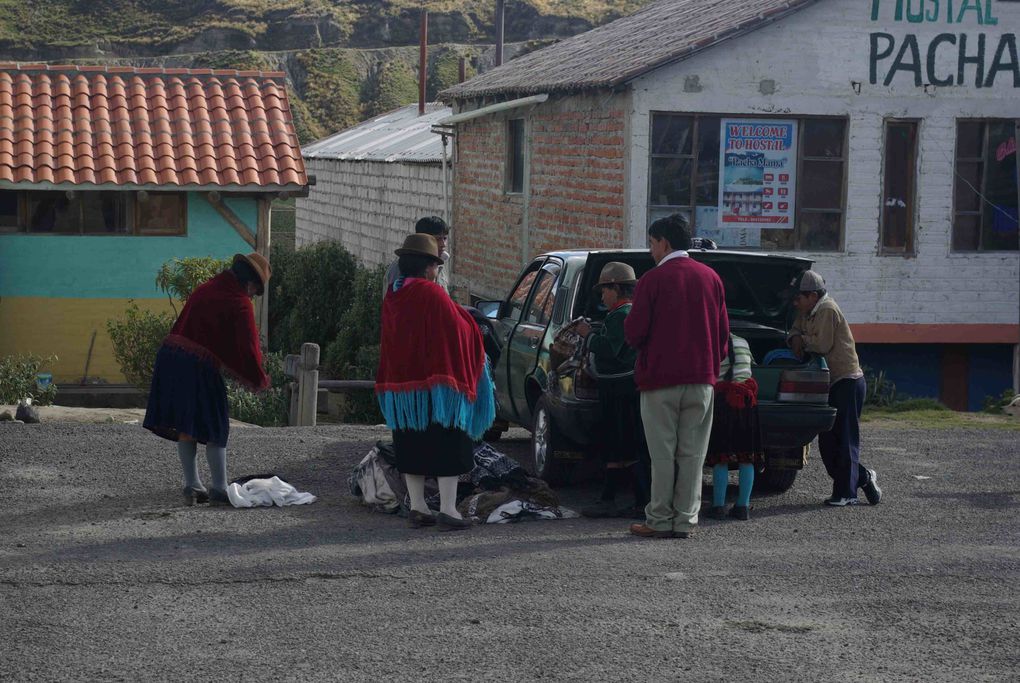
left=789, top=271, right=882, bottom=507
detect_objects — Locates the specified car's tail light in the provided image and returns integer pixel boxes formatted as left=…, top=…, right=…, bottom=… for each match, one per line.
left=777, top=368, right=830, bottom=403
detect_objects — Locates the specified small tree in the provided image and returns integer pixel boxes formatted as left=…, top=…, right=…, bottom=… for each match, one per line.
left=155, top=256, right=231, bottom=316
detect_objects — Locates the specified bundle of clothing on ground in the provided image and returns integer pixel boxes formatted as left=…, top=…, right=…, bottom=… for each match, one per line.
left=349, top=441, right=577, bottom=523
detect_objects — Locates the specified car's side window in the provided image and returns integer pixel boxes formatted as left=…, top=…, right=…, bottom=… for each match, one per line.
left=525, top=263, right=561, bottom=326
left=504, top=263, right=542, bottom=321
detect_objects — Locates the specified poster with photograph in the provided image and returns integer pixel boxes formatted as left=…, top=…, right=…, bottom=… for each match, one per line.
left=695, top=206, right=760, bottom=248
left=718, top=119, right=797, bottom=228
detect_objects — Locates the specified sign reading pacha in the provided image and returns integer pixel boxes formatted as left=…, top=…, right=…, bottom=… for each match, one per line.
left=717, top=119, right=798, bottom=228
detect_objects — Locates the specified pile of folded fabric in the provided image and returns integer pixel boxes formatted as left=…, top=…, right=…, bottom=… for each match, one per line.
left=349, top=440, right=578, bottom=523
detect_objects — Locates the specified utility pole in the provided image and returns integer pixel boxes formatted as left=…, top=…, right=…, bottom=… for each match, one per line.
left=495, top=0, right=505, bottom=66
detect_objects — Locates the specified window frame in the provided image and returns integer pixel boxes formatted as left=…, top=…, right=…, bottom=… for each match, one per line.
left=505, top=117, right=525, bottom=195
left=646, top=112, right=850, bottom=252
left=0, top=189, right=189, bottom=237
left=879, top=118, right=920, bottom=256
left=951, top=118, right=1020, bottom=253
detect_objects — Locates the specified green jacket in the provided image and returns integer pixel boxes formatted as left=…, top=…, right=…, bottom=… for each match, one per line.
left=589, top=303, right=637, bottom=375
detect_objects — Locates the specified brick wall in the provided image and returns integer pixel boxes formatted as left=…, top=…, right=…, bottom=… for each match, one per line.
left=628, top=0, right=1020, bottom=330
left=452, top=92, right=629, bottom=299
left=296, top=158, right=446, bottom=268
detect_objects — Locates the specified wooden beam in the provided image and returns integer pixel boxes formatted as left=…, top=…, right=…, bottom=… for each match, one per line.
left=205, top=192, right=255, bottom=248
left=255, top=197, right=271, bottom=343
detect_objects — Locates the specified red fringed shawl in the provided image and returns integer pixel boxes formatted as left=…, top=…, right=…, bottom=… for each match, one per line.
left=376, top=278, right=485, bottom=399
left=714, top=377, right=759, bottom=410
left=164, top=271, right=269, bottom=392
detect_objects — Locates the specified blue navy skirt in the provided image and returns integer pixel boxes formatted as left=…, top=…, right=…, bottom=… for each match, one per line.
left=143, top=344, right=230, bottom=446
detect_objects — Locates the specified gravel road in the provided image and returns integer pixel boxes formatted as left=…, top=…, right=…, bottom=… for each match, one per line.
left=1, top=422, right=1017, bottom=681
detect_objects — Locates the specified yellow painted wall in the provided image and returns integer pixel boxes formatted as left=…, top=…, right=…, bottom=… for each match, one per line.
left=0, top=297, right=175, bottom=383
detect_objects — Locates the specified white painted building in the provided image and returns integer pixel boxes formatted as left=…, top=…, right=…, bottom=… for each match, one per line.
left=296, top=103, right=452, bottom=268
left=441, top=0, right=1020, bottom=409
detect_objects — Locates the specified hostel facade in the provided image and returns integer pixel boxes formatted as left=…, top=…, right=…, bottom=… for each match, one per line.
left=440, top=0, right=1020, bottom=410
left=0, top=65, right=307, bottom=384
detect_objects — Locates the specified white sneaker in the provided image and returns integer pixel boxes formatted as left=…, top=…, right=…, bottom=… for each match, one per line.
left=824, top=496, right=860, bottom=507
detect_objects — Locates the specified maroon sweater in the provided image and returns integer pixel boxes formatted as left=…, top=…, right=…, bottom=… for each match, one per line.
left=164, top=271, right=269, bottom=391
left=623, top=256, right=730, bottom=391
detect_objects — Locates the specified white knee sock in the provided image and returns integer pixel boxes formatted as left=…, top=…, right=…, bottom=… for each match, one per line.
left=205, top=445, right=228, bottom=492
left=438, top=476, right=461, bottom=518
left=405, top=474, right=428, bottom=513
left=177, top=441, right=202, bottom=489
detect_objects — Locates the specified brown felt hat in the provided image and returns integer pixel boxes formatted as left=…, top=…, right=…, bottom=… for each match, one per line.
left=395, top=233, right=443, bottom=264
left=232, top=252, right=272, bottom=293
left=593, top=261, right=637, bottom=292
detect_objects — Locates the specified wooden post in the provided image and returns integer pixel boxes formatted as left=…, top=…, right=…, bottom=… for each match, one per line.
left=297, top=343, right=320, bottom=427
left=255, top=197, right=271, bottom=346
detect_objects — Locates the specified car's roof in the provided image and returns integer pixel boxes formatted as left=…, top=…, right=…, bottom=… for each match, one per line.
left=538, top=248, right=813, bottom=264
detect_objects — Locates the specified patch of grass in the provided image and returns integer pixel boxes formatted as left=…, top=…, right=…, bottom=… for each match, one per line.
left=863, top=402, right=1020, bottom=431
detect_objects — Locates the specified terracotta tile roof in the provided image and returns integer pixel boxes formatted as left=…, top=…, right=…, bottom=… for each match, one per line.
left=440, top=0, right=820, bottom=99
left=0, top=64, right=307, bottom=189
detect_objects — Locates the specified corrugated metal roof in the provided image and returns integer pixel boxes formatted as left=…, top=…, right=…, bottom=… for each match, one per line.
left=302, top=103, right=451, bottom=164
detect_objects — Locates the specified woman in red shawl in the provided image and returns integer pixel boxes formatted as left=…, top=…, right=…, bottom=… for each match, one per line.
left=377, top=234, right=495, bottom=531
left=143, top=253, right=271, bottom=506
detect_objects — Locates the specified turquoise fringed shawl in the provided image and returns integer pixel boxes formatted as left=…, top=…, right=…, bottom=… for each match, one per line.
left=377, top=361, right=496, bottom=441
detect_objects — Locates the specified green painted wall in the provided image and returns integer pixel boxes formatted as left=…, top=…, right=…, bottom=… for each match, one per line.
left=0, top=193, right=257, bottom=298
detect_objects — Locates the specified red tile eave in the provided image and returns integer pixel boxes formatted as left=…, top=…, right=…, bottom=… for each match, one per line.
left=0, top=65, right=306, bottom=189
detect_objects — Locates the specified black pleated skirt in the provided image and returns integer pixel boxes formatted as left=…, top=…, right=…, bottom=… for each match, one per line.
left=393, top=423, right=474, bottom=476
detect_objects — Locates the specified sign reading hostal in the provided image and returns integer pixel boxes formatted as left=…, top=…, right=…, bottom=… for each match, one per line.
left=717, top=119, right=798, bottom=229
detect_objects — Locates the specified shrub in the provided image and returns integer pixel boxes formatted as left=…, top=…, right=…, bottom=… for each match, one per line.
left=982, top=389, right=1017, bottom=414
left=269, top=241, right=359, bottom=354
left=0, top=355, right=58, bottom=405
left=880, top=398, right=949, bottom=413
left=323, top=265, right=384, bottom=423
left=106, top=303, right=175, bottom=390
left=863, top=366, right=897, bottom=407
left=226, top=352, right=290, bottom=427
left=155, top=256, right=231, bottom=315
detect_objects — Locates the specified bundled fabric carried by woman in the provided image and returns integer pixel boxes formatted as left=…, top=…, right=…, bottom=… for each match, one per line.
left=376, top=233, right=495, bottom=531
left=577, top=262, right=650, bottom=519
left=144, top=253, right=271, bottom=507
left=705, top=333, right=762, bottom=521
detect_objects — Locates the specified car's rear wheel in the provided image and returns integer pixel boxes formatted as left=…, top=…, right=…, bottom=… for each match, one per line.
left=532, top=396, right=570, bottom=485
left=754, top=460, right=799, bottom=493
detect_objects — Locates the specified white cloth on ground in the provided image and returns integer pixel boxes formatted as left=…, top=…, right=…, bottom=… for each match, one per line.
left=226, top=476, right=317, bottom=508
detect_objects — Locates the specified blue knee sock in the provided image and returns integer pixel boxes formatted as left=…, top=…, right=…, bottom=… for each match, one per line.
left=737, top=464, right=755, bottom=508
left=177, top=441, right=201, bottom=489
left=713, top=464, right=728, bottom=507
left=205, top=445, right=228, bottom=492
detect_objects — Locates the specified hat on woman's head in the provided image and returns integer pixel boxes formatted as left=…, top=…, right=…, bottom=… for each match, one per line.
left=593, top=261, right=637, bottom=292
left=232, top=252, right=272, bottom=294
left=395, top=233, right=443, bottom=264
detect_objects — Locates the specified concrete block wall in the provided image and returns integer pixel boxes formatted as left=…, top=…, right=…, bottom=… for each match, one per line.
left=296, top=158, right=446, bottom=269
left=627, top=0, right=1020, bottom=329
left=453, top=91, right=629, bottom=299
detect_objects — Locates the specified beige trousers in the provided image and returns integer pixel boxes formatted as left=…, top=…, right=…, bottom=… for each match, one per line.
left=640, top=384, right=714, bottom=532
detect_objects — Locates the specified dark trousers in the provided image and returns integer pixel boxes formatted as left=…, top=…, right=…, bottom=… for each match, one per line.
left=818, top=376, right=871, bottom=499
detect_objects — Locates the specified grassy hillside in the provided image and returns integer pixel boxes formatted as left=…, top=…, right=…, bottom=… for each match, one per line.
left=0, top=0, right=647, bottom=56
left=1, top=0, right=650, bottom=144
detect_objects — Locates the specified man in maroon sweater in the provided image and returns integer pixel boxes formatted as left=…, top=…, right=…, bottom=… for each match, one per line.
left=624, top=214, right=729, bottom=538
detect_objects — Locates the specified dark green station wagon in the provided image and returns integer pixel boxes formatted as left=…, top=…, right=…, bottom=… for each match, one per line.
left=477, top=249, right=837, bottom=493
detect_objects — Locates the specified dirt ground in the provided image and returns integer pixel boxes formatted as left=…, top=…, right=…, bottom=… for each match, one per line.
left=1, top=420, right=1018, bottom=681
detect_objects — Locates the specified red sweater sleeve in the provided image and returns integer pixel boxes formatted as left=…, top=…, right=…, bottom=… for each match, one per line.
left=624, top=275, right=653, bottom=351
left=716, top=279, right=730, bottom=367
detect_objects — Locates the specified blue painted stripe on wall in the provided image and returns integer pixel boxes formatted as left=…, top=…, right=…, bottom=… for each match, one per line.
left=0, top=193, right=257, bottom=299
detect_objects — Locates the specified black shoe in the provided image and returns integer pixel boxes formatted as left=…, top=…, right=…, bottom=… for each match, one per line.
left=182, top=486, right=209, bottom=506
left=861, top=469, right=882, bottom=505
left=437, top=512, right=472, bottom=531
left=208, top=488, right=231, bottom=507
left=706, top=505, right=728, bottom=520
left=728, top=505, right=750, bottom=521
left=614, top=503, right=647, bottom=520
left=581, top=500, right=618, bottom=518
left=408, top=509, right=437, bottom=528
